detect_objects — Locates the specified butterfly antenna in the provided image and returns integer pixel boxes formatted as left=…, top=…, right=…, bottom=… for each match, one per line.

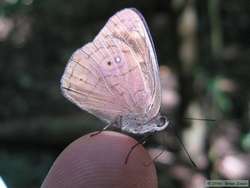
left=184, top=117, right=216, bottom=122
left=168, top=123, right=197, bottom=168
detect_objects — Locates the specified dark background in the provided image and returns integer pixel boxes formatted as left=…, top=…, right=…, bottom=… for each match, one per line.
left=0, top=0, right=249, bottom=187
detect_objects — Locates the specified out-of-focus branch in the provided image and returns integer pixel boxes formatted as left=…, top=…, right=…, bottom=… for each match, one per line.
left=177, top=0, right=209, bottom=170
left=178, top=0, right=198, bottom=74
left=0, top=115, right=100, bottom=146
left=209, top=0, right=223, bottom=60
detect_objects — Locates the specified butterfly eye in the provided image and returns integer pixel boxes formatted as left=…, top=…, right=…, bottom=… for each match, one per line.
left=107, top=61, right=112, bottom=66
left=157, top=116, right=166, bottom=127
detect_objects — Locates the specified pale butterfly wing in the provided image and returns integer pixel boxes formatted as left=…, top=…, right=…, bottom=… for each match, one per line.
left=61, top=8, right=161, bottom=123
left=61, top=54, right=125, bottom=122
left=95, top=8, right=161, bottom=120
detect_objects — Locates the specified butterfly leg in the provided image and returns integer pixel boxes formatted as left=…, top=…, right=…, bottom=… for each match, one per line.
left=143, top=148, right=166, bottom=167
left=90, top=116, right=122, bottom=137
left=124, top=134, right=152, bottom=164
left=90, top=123, right=111, bottom=137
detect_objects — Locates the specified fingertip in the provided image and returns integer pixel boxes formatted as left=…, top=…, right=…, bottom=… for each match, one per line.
left=41, top=131, right=157, bottom=188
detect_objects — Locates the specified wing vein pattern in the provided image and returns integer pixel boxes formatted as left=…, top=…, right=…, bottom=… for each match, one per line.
left=60, top=8, right=161, bottom=123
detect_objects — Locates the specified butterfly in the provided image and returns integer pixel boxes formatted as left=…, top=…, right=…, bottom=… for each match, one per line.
left=60, top=8, right=169, bottom=135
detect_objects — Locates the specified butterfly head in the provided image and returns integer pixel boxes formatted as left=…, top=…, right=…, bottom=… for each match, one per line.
left=120, top=114, right=169, bottom=135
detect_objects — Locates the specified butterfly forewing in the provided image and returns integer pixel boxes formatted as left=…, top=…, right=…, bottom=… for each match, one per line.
left=98, top=8, right=161, bottom=118
left=61, top=8, right=161, bottom=124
